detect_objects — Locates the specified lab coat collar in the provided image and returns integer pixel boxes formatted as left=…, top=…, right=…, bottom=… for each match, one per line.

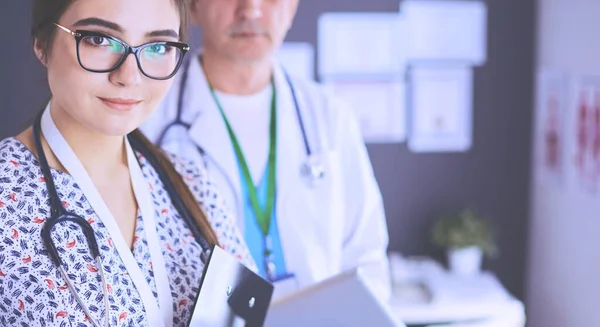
left=271, top=65, right=307, bottom=283
left=271, top=63, right=302, bottom=221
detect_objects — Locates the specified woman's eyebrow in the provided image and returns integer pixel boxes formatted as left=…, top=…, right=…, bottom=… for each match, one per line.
left=73, top=17, right=123, bottom=33
left=147, top=29, right=179, bottom=39
left=72, top=17, right=179, bottom=39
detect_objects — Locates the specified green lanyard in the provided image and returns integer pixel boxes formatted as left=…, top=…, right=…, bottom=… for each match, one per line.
left=208, top=83, right=277, bottom=242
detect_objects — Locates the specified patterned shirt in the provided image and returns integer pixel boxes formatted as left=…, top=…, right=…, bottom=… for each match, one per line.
left=0, top=137, right=256, bottom=326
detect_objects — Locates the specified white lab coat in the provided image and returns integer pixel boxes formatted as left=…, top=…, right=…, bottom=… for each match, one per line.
left=141, top=56, right=392, bottom=301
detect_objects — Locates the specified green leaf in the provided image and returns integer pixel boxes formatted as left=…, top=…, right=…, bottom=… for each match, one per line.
left=431, top=208, right=499, bottom=258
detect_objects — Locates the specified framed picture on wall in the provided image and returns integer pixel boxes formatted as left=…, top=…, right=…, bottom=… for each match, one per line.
left=407, top=63, right=474, bottom=153
left=568, top=75, right=600, bottom=195
left=534, top=69, right=569, bottom=189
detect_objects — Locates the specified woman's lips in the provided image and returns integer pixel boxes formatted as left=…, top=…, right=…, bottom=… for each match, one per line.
left=98, top=97, right=142, bottom=111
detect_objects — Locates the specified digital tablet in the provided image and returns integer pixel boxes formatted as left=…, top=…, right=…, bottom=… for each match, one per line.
left=263, top=267, right=405, bottom=327
left=187, top=245, right=274, bottom=327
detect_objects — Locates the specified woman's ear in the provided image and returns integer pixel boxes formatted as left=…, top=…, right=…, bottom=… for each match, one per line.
left=33, top=39, right=47, bottom=66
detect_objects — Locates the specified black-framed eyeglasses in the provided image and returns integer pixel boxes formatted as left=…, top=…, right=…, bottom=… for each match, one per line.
left=54, top=23, right=190, bottom=80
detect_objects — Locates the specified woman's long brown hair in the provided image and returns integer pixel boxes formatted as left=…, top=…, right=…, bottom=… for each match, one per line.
left=129, top=130, right=219, bottom=247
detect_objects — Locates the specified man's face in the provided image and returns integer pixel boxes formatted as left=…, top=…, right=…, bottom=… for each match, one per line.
left=192, top=0, right=300, bottom=63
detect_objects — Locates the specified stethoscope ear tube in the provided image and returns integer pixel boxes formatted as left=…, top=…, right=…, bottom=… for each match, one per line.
left=164, top=61, right=327, bottom=189
left=33, top=110, right=65, bottom=218
left=282, top=69, right=313, bottom=157
left=156, top=57, right=193, bottom=147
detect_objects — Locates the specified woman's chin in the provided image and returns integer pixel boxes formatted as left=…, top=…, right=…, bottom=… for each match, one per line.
left=93, top=122, right=140, bottom=137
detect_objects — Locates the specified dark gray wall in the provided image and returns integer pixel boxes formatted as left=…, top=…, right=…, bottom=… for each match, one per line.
left=285, top=0, right=536, bottom=301
left=0, top=0, right=536, bottom=300
left=0, top=2, right=50, bottom=133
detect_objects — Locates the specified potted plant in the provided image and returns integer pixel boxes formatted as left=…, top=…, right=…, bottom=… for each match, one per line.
left=431, top=208, right=498, bottom=276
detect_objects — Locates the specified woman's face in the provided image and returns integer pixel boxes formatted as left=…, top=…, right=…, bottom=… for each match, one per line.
left=39, top=0, right=182, bottom=136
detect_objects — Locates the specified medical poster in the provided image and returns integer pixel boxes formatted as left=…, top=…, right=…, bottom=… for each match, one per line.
left=533, top=70, right=568, bottom=188
left=407, top=64, right=473, bottom=152
left=400, top=0, right=488, bottom=65
left=317, top=12, right=408, bottom=78
left=276, top=42, right=315, bottom=81
left=323, top=79, right=406, bottom=143
left=570, top=76, right=600, bottom=195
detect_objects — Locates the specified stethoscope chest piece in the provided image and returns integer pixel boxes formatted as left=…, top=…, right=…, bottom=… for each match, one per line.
left=300, top=154, right=325, bottom=188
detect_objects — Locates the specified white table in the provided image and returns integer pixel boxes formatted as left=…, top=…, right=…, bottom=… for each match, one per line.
left=391, top=294, right=526, bottom=327
left=387, top=256, right=526, bottom=327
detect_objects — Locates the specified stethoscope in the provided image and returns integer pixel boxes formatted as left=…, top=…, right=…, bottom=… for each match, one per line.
left=155, top=57, right=326, bottom=187
left=33, top=110, right=211, bottom=327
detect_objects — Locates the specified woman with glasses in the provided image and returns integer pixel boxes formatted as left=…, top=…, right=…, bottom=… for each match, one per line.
left=0, top=0, right=256, bottom=326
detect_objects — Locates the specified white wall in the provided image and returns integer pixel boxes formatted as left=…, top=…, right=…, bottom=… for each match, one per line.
left=527, top=0, right=600, bottom=326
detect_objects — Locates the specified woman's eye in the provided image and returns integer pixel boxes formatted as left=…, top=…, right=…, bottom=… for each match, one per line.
left=83, top=36, right=124, bottom=53
left=90, top=36, right=109, bottom=46
left=148, top=45, right=167, bottom=54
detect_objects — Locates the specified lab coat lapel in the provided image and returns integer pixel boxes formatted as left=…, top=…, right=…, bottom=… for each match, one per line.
left=272, top=65, right=309, bottom=286
left=186, top=58, right=242, bottom=209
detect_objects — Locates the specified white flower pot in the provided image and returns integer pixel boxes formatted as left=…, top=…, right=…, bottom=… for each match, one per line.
left=448, top=246, right=483, bottom=276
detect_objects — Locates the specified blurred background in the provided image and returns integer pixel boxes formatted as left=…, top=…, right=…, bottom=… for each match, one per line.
left=2, top=0, right=598, bottom=326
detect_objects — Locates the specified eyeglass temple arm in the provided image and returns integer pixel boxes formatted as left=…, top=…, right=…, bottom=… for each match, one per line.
left=53, top=23, right=81, bottom=37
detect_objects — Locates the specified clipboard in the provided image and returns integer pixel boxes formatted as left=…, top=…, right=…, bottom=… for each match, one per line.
left=187, top=245, right=275, bottom=327
left=263, top=267, right=404, bottom=327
